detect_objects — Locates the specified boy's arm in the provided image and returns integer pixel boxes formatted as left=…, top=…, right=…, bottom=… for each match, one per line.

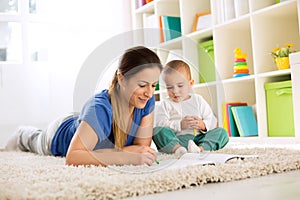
left=198, top=96, right=217, bottom=132
left=154, top=101, right=181, bottom=132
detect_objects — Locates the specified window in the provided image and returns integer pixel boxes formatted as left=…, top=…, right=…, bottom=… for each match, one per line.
left=0, top=0, right=50, bottom=63
left=0, top=0, right=21, bottom=62
left=0, top=0, right=131, bottom=65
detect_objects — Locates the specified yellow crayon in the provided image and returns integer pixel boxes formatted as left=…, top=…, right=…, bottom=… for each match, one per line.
left=193, top=129, right=197, bottom=136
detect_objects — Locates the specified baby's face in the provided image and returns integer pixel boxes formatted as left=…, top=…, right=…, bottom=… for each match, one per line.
left=163, top=69, right=194, bottom=102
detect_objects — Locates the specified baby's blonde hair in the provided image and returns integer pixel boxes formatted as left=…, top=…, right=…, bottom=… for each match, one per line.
left=164, top=60, right=192, bottom=80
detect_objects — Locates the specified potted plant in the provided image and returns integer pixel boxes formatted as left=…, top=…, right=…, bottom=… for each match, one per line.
left=271, top=43, right=295, bottom=70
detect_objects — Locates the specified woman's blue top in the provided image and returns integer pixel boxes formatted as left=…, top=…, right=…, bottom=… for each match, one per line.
left=51, top=89, right=155, bottom=156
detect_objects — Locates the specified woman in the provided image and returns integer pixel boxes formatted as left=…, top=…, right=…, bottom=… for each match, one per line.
left=5, top=46, right=162, bottom=166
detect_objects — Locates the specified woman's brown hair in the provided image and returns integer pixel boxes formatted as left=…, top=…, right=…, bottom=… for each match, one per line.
left=108, top=46, right=162, bottom=149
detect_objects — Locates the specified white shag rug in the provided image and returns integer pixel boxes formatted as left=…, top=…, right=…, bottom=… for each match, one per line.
left=1, top=144, right=300, bottom=200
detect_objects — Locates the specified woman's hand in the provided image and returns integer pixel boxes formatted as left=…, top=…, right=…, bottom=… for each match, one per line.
left=126, top=151, right=157, bottom=166
left=122, top=145, right=157, bottom=165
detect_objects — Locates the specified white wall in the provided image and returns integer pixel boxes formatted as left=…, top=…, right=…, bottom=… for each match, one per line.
left=0, top=0, right=132, bottom=148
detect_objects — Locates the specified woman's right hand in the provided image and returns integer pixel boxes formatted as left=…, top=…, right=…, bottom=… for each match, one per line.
left=123, top=145, right=157, bottom=166
left=129, top=151, right=156, bottom=166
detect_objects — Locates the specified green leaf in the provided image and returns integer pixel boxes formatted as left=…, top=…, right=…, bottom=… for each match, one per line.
left=278, top=48, right=288, bottom=57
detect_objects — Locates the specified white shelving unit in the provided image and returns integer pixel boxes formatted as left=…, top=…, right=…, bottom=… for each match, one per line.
left=131, top=0, right=300, bottom=141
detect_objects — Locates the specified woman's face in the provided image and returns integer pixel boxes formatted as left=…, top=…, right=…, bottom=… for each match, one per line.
left=120, top=66, right=161, bottom=109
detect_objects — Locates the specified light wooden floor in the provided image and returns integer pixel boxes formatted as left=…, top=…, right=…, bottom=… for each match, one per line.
left=126, top=170, right=300, bottom=200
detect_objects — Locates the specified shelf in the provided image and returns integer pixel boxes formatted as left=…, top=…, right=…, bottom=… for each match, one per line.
left=257, top=69, right=291, bottom=78
left=155, top=81, right=218, bottom=94
left=215, top=14, right=250, bottom=30
left=131, top=0, right=300, bottom=140
left=158, top=37, right=182, bottom=50
left=186, top=28, right=213, bottom=42
left=214, top=13, right=250, bottom=29
left=193, top=81, right=218, bottom=89
left=135, top=2, right=155, bottom=14
left=221, top=75, right=255, bottom=84
left=252, top=0, right=297, bottom=16
left=251, top=1, right=299, bottom=74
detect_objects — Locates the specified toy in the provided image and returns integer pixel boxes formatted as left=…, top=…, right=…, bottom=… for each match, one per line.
left=233, top=48, right=250, bottom=78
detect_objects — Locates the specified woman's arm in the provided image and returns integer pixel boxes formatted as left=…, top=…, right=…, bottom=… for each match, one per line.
left=65, top=121, right=156, bottom=167
left=133, top=111, right=154, bottom=146
left=122, top=111, right=156, bottom=154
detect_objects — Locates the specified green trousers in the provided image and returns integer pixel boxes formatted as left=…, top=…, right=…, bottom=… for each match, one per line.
left=153, top=127, right=229, bottom=154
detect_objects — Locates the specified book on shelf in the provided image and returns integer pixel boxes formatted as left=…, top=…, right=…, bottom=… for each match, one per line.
left=142, top=13, right=160, bottom=46
left=159, top=16, right=164, bottom=43
left=222, top=102, right=247, bottom=136
left=215, top=0, right=225, bottom=24
left=234, top=0, right=249, bottom=17
left=135, top=0, right=153, bottom=9
left=231, top=106, right=258, bottom=137
left=135, top=0, right=146, bottom=9
left=224, top=0, right=236, bottom=21
left=192, top=11, right=212, bottom=32
left=161, top=16, right=181, bottom=42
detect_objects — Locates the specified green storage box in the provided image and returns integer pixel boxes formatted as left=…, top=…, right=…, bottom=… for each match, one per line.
left=264, top=80, right=294, bottom=137
left=198, top=40, right=215, bottom=83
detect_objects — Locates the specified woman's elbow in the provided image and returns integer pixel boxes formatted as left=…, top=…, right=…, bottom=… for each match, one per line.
left=65, top=150, right=105, bottom=167
left=65, top=151, right=78, bottom=166
left=65, top=150, right=84, bottom=166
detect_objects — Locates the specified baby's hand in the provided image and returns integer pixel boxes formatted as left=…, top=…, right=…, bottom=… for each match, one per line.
left=190, top=116, right=206, bottom=131
left=181, top=116, right=206, bottom=131
left=181, top=116, right=197, bottom=130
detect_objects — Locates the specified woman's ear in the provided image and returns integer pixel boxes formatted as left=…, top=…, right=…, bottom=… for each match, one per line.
left=117, top=72, right=124, bottom=87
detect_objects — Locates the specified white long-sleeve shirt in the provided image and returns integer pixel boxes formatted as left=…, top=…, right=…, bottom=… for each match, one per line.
left=154, top=94, right=217, bottom=136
